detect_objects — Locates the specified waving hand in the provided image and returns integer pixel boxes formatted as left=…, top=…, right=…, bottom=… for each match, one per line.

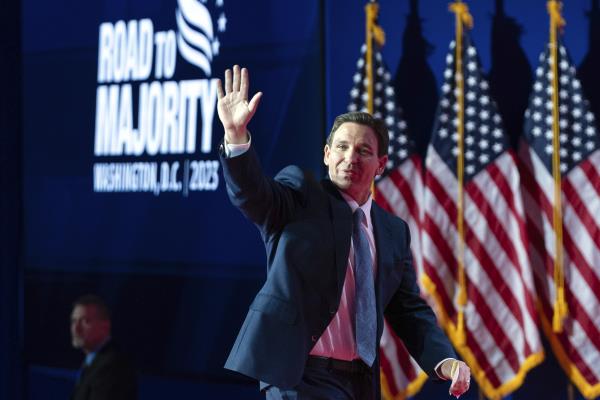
left=216, top=65, right=263, bottom=144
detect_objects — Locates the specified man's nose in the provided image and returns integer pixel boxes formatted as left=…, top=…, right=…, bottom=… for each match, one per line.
left=346, top=148, right=359, bottom=162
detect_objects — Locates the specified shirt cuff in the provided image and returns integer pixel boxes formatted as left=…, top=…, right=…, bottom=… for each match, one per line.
left=224, top=134, right=251, bottom=157
left=434, top=358, right=455, bottom=380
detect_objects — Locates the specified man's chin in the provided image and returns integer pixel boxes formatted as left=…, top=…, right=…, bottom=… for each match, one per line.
left=332, top=177, right=352, bottom=189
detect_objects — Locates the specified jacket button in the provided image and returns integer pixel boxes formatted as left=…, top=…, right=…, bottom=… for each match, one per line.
left=311, top=335, right=318, bottom=342
left=329, top=310, right=335, bottom=315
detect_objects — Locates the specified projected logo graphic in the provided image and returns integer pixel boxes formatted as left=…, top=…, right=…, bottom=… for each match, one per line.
left=92, top=0, right=227, bottom=196
left=176, top=0, right=222, bottom=76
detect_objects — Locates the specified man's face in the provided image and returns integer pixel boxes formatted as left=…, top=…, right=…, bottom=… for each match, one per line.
left=324, top=122, right=387, bottom=204
left=70, top=304, right=110, bottom=353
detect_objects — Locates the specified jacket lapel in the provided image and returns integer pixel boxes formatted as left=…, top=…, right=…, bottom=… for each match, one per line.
left=371, top=203, right=394, bottom=323
left=322, top=180, right=352, bottom=301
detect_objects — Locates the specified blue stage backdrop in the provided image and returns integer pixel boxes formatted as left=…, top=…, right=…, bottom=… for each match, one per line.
left=23, top=0, right=324, bottom=274
left=23, top=0, right=324, bottom=397
left=22, top=0, right=599, bottom=399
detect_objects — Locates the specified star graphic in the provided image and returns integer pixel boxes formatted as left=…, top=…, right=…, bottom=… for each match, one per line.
left=212, top=37, right=220, bottom=55
left=218, top=13, right=227, bottom=32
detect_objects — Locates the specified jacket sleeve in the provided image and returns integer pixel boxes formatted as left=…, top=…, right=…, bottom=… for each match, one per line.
left=383, top=220, right=456, bottom=378
left=220, top=145, right=309, bottom=236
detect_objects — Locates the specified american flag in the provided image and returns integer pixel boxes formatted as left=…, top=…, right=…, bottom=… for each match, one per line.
left=519, top=41, right=600, bottom=399
left=347, top=42, right=428, bottom=399
left=421, top=34, right=543, bottom=399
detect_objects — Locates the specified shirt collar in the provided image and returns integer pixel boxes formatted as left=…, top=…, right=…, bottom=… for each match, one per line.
left=84, top=337, right=110, bottom=367
left=339, top=190, right=373, bottom=231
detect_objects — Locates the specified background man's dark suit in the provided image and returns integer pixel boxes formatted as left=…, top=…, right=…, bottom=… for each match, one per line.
left=221, top=145, right=456, bottom=395
left=71, top=340, right=137, bottom=400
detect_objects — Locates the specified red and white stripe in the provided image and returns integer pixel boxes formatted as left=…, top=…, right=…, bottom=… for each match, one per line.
left=379, top=321, right=427, bottom=399
left=376, top=154, right=428, bottom=399
left=376, top=154, right=424, bottom=279
left=519, top=144, right=600, bottom=399
left=422, top=148, right=543, bottom=399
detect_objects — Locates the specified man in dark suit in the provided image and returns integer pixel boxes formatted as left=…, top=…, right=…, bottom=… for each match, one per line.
left=70, top=294, right=137, bottom=400
left=217, top=65, right=471, bottom=399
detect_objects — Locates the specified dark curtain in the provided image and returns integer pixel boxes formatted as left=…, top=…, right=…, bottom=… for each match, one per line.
left=0, top=0, right=24, bottom=398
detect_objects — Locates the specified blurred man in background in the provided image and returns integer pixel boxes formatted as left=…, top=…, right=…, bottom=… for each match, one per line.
left=70, top=294, right=137, bottom=400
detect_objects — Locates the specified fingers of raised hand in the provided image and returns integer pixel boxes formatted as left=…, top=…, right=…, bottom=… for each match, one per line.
left=221, top=65, right=247, bottom=100
left=240, top=67, right=249, bottom=101
left=216, top=78, right=224, bottom=99
left=225, top=68, right=233, bottom=94
left=232, top=65, right=241, bottom=93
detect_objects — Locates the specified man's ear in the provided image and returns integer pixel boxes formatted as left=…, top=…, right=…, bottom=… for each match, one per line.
left=377, top=155, right=388, bottom=175
left=323, top=145, right=330, bottom=166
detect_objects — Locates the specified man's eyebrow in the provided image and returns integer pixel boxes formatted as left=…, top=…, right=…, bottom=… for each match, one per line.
left=333, top=139, right=374, bottom=149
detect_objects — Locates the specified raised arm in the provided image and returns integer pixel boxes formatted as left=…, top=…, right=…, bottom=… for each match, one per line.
left=216, top=65, right=263, bottom=144
left=217, top=66, right=307, bottom=236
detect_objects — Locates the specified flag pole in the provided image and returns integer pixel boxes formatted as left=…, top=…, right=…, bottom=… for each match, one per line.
left=365, top=1, right=375, bottom=115
left=365, top=1, right=385, bottom=197
left=364, top=1, right=385, bottom=113
left=449, top=0, right=473, bottom=347
left=547, top=0, right=568, bottom=333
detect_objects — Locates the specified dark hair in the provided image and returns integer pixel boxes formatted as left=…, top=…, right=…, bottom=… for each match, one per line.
left=73, top=294, right=111, bottom=321
left=326, top=112, right=389, bottom=157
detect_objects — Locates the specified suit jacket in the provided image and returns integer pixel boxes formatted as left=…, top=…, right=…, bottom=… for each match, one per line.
left=71, top=340, right=137, bottom=400
left=222, top=146, right=455, bottom=392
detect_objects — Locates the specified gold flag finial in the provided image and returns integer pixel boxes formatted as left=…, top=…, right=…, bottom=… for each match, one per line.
left=366, top=2, right=386, bottom=46
left=547, top=0, right=566, bottom=31
left=449, top=1, right=474, bottom=30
